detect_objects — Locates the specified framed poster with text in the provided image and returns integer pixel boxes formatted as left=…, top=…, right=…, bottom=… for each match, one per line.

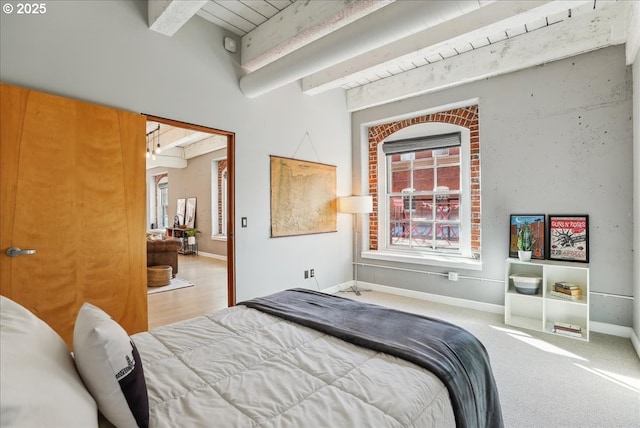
left=547, top=215, right=589, bottom=263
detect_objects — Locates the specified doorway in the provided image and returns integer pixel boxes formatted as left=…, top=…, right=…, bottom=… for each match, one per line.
left=145, top=115, right=235, bottom=315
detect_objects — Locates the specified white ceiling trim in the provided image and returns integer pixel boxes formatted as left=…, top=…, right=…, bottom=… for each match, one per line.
left=154, top=125, right=207, bottom=151
left=346, top=3, right=626, bottom=112
left=148, top=0, right=208, bottom=37
left=182, top=135, right=227, bottom=159
left=146, top=152, right=188, bottom=170
left=302, top=0, right=591, bottom=95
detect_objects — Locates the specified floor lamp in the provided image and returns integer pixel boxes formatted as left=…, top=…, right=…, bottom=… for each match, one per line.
left=338, top=195, right=373, bottom=296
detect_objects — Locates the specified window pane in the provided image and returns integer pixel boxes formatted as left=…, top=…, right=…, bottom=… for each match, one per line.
left=390, top=158, right=411, bottom=192
left=390, top=196, right=404, bottom=220
left=389, top=195, right=406, bottom=246
left=437, top=165, right=460, bottom=191
left=435, top=194, right=457, bottom=220
left=412, top=150, right=434, bottom=191
left=412, top=167, right=434, bottom=192
left=413, top=194, right=433, bottom=219
left=434, top=222, right=460, bottom=250
left=159, top=186, right=168, bottom=228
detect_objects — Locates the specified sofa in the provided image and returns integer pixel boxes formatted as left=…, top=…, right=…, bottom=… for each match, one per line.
left=146, top=237, right=182, bottom=277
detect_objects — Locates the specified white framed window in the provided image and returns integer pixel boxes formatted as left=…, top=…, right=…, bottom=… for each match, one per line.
left=211, top=160, right=228, bottom=239
left=157, top=178, right=169, bottom=228
left=150, top=174, right=169, bottom=229
left=220, top=168, right=228, bottom=236
left=375, top=123, right=473, bottom=263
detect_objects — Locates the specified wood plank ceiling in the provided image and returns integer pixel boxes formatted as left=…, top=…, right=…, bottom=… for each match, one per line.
left=149, top=1, right=638, bottom=111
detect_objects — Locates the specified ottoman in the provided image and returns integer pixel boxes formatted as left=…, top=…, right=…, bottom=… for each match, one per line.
left=147, top=265, right=172, bottom=287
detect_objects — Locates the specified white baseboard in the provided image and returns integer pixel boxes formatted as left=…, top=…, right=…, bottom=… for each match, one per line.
left=628, top=328, right=640, bottom=360
left=589, top=321, right=634, bottom=338
left=191, top=251, right=227, bottom=261
left=325, top=281, right=635, bottom=341
left=324, top=281, right=502, bottom=314
left=321, top=285, right=344, bottom=294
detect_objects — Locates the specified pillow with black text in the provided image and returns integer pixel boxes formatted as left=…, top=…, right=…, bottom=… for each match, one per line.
left=73, top=302, right=149, bottom=428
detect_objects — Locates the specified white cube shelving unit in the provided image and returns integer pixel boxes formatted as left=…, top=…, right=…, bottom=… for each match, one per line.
left=505, top=258, right=589, bottom=341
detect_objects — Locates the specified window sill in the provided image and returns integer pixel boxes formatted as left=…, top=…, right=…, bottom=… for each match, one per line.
left=211, top=235, right=227, bottom=242
left=361, top=250, right=482, bottom=271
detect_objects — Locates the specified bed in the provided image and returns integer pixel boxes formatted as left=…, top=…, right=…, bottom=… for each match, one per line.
left=0, top=288, right=503, bottom=428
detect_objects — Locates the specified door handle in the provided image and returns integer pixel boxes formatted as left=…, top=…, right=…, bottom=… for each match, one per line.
left=6, top=247, right=37, bottom=257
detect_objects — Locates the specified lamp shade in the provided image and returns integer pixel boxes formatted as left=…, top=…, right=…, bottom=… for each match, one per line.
left=338, top=195, right=373, bottom=214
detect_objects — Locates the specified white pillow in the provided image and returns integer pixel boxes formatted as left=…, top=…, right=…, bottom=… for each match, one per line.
left=0, top=295, right=98, bottom=427
left=73, top=303, right=149, bottom=428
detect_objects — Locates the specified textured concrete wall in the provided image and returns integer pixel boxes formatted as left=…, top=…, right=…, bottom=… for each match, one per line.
left=353, top=45, right=634, bottom=326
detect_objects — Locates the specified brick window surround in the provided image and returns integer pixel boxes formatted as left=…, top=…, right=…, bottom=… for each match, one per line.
left=367, top=105, right=480, bottom=256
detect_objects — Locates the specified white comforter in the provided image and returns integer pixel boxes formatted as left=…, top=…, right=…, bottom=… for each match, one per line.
left=132, top=305, right=455, bottom=427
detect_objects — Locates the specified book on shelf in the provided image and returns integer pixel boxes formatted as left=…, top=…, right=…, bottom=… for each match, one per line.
left=553, top=328, right=583, bottom=338
left=554, top=321, right=582, bottom=331
left=552, top=286, right=582, bottom=296
left=549, top=290, right=582, bottom=301
left=555, top=281, right=580, bottom=290
left=553, top=321, right=582, bottom=337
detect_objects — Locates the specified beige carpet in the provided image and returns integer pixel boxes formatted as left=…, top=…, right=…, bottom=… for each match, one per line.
left=147, top=277, right=194, bottom=295
left=341, top=290, right=640, bottom=428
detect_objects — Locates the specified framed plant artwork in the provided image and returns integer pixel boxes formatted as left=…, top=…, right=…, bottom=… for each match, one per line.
left=509, top=214, right=546, bottom=259
left=547, top=215, right=589, bottom=263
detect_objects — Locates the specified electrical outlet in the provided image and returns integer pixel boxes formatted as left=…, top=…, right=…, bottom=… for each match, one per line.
left=310, top=269, right=315, bottom=278
left=448, top=272, right=458, bottom=281
left=304, top=270, right=309, bottom=279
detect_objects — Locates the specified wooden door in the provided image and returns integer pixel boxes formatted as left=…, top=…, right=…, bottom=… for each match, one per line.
left=0, top=84, right=147, bottom=348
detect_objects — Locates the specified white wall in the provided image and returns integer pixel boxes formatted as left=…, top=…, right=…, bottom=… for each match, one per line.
left=0, top=0, right=354, bottom=302
left=352, top=45, right=634, bottom=327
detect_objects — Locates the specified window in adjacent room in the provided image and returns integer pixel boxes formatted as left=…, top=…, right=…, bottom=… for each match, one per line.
left=157, top=176, right=169, bottom=228
left=151, top=174, right=169, bottom=229
left=212, top=160, right=228, bottom=238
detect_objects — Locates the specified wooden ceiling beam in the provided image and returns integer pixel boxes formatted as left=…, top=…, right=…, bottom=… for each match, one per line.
left=240, top=0, right=392, bottom=72
left=182, top=135, right=227, bottom=160
left=303, top=1, right=593, bottom=95
left=148, top=0, right=207, bottom=37
left=346, top=3, right=625, bottom=112
left=626, top=1, right=640, bottom=65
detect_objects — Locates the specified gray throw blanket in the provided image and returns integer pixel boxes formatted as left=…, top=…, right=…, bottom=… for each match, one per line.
left=241, top=288, right=503, bottom=428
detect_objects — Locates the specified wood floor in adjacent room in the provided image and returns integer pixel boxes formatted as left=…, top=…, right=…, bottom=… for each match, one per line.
left=147, top=255, right=228, bottom=330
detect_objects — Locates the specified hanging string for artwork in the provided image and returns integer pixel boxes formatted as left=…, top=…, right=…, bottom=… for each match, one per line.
left=291, top=131, right=321, bottom=163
